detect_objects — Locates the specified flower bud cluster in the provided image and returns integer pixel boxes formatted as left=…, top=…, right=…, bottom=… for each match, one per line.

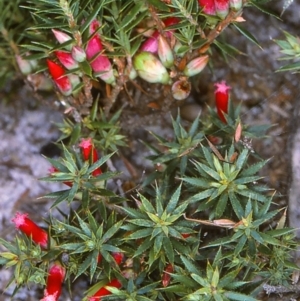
left=198, top=0, right=242, bottom=18
left=47, top=22, right=116, bottom=96
left=133, top=17, right=209, bottom=100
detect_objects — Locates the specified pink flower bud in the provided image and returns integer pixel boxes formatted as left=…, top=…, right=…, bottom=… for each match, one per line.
left=51, top=29, right=72, bottom=50
left=140, top=32, right=160, bottom=54
left=41, top=263, right=65, bottom=301
left=214, top=80, right=231, bottom=123
left=55, top=51, right=78, bottom=70
left=158, top=35, right=174, bottom=68
left=198, top=0, right=216, bottom=15
left=15, top=55, right=32, bottom=75
left=214, top=0, right=230, bottom=19
left=230, top=0, right=242, bottom=10
left=183, top=55, right=209, bottom=77
left=71, top=46, right=86, bottom=62
left=79, top=138, right=102, bottom=176
left=46, top=59, right=72, bottom=96
left=140, top=17, right=179, bottom=54
left=88, top=279, right=122, bottom=301
left=89, top=19, right=101, bottom=35
left=171, top=79, right=191, bottom=100
left=133, top=51, right=170, bottom=84
left=12, top=212, right=48, bottom=248
left=86, top=35, right=115, bottom=85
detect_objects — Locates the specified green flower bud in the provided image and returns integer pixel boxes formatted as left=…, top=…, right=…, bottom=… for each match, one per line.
left=133, top=52, right=170, bottom=84
left=183, top=55, right=209, bottom=77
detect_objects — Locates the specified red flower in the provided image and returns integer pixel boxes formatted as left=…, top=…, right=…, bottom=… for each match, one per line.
left=162, top=264, right=173, bottom=287
left=46, top=59, right=72, bottom=96
left=112, top=252, right=124, bottom=265
left=181, top=233, right=191, bottom=239
left=198, top=0, right=216, bottom=15
left=79, top=138, right=102, bottom=176
left=41, top=263, right=66, bottom=301
left=214, top=80, right=231, bottom=123
left=88, top=279, right=122, bottom=301
left=12, top=212, right=48, bottom=248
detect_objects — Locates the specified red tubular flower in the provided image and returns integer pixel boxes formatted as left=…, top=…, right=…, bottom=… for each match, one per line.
left=55, top=51, right=78, bottom=70
left=46, top=59, right=72, bottom=96
left=198, top=0, right=216, bottom=15
left=112, top=252, right=124, bottom=265
left=41, top=263, right=66, bottom=301
left=181, top=233, right=191, bottom=239
left=79, top=138, right=102, bottom=176
left=12, top=212, right=48, bottom=248
left=88, top=279, right=122, bottom=301
left=214, top=80, right=231, bottom=123
left=162, top=264, right=174, bottom=287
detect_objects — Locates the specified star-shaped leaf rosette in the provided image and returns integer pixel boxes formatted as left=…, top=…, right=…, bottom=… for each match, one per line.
left=42, top=138, right=119, bottom=208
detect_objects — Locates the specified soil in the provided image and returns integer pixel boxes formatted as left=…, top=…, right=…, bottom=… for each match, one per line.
left=1, top=1, right=300, bottom=300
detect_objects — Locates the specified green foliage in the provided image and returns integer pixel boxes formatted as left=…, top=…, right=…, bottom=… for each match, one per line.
left=275, top=30, right=300, bottom=72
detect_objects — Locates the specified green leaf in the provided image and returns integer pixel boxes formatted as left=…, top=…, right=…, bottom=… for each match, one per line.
left=76, top=251, right=95, bottom=279
left=228, top=192, right=244, bottom=219
left=48, top=189, right=71, bottom=208
left=188, top=188, right=215, bottom=203
left=265, top=228, right=295, bottom=237
left=224, top=291, right=257, bottom=301
left=125, top=228, right=153, bottom=240
left=259, top=233, right=281, bottom=246
left=181, top=177, right=211, bottom=188
left=139, top=194, right=156, bottom=214
left=118, top=2, right=144, bottom=31
left=180, top=255, right=200, bottom=274
left=277, top=61, right=300, bottom=72
left=146, top=0, right=170, bottom=11
left=232, top=23, right=262, bottom=49
left=60, top=242, right=84, bottom=251
left=215, top=193, right=228, bottom=217
left=211, top=266, right=219, bottom=287
left=75, top=212, right=92, bottom=237
left=201, top=145, right=215, bottom=169
left=250, top=230, right=264, bottom=244
left=134, top=237, right=152, bottom=257
left=163, top=237, right=174, bottom=264
left=87, top=152, right=116, bottom=175
left=128, top=219, right=155, bottom=227
left=235, top=149, right=249, bottom=171
left=196, top=162, right=221, bottom=181
left=191, top=273, right=209, bottom=287
left=166, top=184, right=182, bottom=214
left=239, top=160, right=269, bottom=177
left=101, top=220, right=123, bottom=243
